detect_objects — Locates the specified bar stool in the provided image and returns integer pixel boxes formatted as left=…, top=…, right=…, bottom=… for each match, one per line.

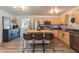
left=23, top=33, right=33, bottom=52
left=44, top=32, right=54, bottom=52
left=33, top=32, right=43, bottom=53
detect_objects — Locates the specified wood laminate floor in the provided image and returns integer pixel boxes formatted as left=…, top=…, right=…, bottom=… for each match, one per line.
left=0, top=37, right=76, bottom=53
left=0, top=38, right=21, bottom=53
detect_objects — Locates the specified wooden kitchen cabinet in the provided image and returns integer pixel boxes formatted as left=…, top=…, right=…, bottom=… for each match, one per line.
left=74, top=14, right=79, bottom=24
left=57, top=30, right=70, bottom=46
left=74, top=10, right=79, bottom=24
left=62, top=31, right=70, bottom=46
left=48, top=18, right=59, bottom=24
left=59, top=16, right=65, bottom=24
left=59, top=15, right=68, bottom=24
left=38, top=17, right=59, bottom=24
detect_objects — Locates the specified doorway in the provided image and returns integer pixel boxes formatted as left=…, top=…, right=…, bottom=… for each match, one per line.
left=21, top=17, right=31, bottom=36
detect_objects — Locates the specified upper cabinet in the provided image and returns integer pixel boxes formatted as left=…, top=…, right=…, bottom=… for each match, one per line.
left=59, top=16, right=65, bottom=24
left=73, top=9, right=79, bottom=24
left=59, top=15, right=68, bottom=24
left=30, top=16, right=68, bottom=25
left=38, top=17, right=59, bottom=25
left=48, top=18, right=59, bottom=24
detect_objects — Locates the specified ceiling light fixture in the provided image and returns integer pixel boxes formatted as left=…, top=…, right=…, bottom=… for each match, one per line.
left=13, top=6, right=26, bottom=10
left=49, top=7, right=61, bottom=14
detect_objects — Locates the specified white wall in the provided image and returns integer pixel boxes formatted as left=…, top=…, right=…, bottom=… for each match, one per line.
left=0, top=9, right=14, bottom=18
left=16, top=15, right=23, bottom=28
left=0, top=9, right=14, bottom=43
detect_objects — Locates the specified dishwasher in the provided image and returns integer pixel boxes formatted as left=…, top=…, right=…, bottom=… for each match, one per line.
left=70, top=33, right=79, bottom=52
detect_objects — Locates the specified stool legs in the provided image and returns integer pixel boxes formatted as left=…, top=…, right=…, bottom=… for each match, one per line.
left=52, top=38, right=55, bottom=52
left=32, top=39, right=35, bottom=53
left=50, top=38, right=55, bottom=53
left=42, top=39, right=45, bottom=53
left=22, top=39, right=27, bottom=53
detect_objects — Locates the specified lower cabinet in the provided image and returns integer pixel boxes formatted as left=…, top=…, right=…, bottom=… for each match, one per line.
left=57, top=30, right=70, bottom=46
left=3, top=28, right=20, bottom=42
left=62, top=31, right=70, bottom=46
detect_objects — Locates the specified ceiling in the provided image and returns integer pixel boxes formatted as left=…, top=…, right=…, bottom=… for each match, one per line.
left=0, top=6, right=76, bottom=16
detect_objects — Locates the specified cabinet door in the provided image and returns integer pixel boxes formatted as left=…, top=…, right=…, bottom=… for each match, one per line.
left=12, top=29, right=15, bottom=39
left=59, top=16, right=65, bottom=24
left=17, top=29, right=20, bottom=37
left=74, top=10, right=79, bottom=24
left=59, top=31, right=70, bottom=46
left=8, top=30, right=14, bottom=41
left=15, top=29, right=20, bottom=37
left=63, top=32, right=70, bottom=46
left=75, top=14, right=79, bottom=24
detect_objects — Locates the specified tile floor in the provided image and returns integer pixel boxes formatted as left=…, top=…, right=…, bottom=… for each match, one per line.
left=0, top=37, right=76, bottom=53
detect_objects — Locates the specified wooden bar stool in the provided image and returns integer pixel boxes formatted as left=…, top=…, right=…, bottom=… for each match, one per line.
left=33, top=32, right=43, bottom=53
left=44, top=32, right=54, bottom=52
left=23, top=33, right=33, bottom=52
